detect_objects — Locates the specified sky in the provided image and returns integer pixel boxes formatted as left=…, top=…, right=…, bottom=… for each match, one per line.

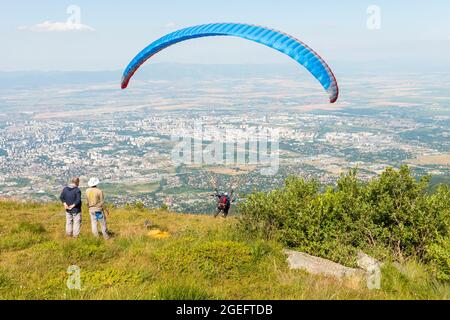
left=0, top=0, right=449, bottom=71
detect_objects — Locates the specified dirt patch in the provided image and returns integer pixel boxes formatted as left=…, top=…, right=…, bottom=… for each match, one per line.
left=408, top=154, right=450, bottom=166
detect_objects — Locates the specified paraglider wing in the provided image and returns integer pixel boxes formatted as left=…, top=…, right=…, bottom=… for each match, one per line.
left=121, top=23, right=339, bottom=103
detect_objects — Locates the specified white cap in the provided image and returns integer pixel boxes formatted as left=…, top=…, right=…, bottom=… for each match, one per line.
left=88, top=177, right=100, bottom=187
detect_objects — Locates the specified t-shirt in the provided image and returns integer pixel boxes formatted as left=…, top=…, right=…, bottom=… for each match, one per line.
left=86, top=187, right=104, bottom=212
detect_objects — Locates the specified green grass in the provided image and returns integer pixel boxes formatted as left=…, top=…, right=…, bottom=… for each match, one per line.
left=0, top=200, right=448, bottom=300
left=156, top=281, right=213, bottom=300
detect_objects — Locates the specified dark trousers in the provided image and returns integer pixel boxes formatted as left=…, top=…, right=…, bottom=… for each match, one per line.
left=215, top=206, right=230, bottom=217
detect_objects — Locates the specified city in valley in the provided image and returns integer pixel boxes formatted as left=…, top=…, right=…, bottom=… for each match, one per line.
left=0, top=65, right=449, bottom=213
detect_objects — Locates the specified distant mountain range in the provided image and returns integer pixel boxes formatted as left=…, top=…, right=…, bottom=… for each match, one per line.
left=0, top=64, right=303, bottom=89
left=0, top=61, right=448, bottom=89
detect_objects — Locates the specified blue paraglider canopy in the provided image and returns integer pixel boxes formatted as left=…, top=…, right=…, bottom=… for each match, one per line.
left=121, top=23, right=339, bottom=103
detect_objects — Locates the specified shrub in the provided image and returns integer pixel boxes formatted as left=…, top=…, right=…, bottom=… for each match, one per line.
left=365, top=167, right=445, bottom=259
left=0, top=269, right=12, bottom=289
left=43, top=268, right=144, bottom=293
left=12, top=221, right=47, bottom=234
left=238, top=166, right=450, bottom=277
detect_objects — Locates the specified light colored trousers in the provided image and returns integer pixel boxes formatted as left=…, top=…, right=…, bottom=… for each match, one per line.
left=89, top=209, right=109, bottom=239
left=66, top=212, right=82, bottom=238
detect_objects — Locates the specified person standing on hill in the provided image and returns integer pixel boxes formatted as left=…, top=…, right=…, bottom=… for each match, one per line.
left=86, top=177, right=109, bottom=239
left=212, top=189, right=234, bottom=218
left=60, top=177, right=82, bottom=238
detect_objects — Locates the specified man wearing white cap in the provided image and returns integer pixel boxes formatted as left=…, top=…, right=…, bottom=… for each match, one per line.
left=86, top=177, right=109, bottom=239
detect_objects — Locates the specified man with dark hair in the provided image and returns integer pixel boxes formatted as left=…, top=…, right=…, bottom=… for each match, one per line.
left=60, top=177, right=82, bottom=238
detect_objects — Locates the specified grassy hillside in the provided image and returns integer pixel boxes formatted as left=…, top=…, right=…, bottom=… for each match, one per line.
left=0, top=200, right=448, bottom=300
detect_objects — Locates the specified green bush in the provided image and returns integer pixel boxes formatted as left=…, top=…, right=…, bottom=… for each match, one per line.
left=365, top=167, right=447, bottom=259
left=426, top=237, right=450, bottom=281
left=82, top=268, right=144, bottom=289
left=238, top=166, right=450, bottom=277
left=379, top=260, right=449, bottom=299
left=43, top=268, right=144, bottom=293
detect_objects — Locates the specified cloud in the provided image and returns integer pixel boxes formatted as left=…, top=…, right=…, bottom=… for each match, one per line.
left=165, top=22, right=176, bottom=28
left=18, top=21, right=95, bottom=32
